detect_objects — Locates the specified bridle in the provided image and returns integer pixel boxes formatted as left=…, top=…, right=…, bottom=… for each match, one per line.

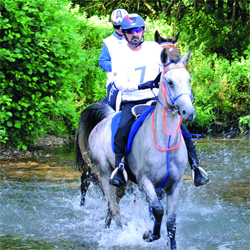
left=151, top=56, right=199, bottom=190
left=151, top=63, right=194, bottom=114
left=161, top=64, right=194, bottom=112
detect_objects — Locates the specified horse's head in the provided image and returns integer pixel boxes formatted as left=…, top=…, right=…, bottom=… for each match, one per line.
left=159, top=49, right=195, bottom=123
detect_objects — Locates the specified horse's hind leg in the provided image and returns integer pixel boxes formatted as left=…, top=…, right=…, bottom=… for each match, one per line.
left=140, top=178, right=164, bottom=242
left=100, top=173, right=125, bottom=228
left=80, top=166, right=104, bottom=206
left=105, top=184, right=126, bottom=228
left=80, top=166, right=91, bottom=206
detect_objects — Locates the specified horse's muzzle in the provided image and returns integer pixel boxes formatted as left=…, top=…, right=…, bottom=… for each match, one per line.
left=180, top=106, right=196, bottom=123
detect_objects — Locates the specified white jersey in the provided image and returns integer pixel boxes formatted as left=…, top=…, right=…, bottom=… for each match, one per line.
left=102, top=33, right=126, bottom=87
left=112, top=41, right=163, bottom=102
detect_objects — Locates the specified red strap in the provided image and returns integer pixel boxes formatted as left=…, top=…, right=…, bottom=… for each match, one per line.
left=152, top=109, right=182, bottom=152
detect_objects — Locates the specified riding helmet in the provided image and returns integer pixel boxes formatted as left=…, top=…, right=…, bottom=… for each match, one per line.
left=121, top=13, right=145, bottom=32
left=111, top=9, right=128, bottom=27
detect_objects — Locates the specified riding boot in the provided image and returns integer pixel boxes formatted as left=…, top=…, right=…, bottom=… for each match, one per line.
left=182, top=130, right=209, bottom=187
left=109, top=156, right=127, bottom=187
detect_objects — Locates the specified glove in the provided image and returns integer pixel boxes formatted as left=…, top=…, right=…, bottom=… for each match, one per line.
left=138, top=80, right=155, bottom=90
left=138, top=72, right=161, bottom=90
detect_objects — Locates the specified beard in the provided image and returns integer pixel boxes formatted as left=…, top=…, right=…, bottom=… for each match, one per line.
left=130, top=36, right=142, bottom=47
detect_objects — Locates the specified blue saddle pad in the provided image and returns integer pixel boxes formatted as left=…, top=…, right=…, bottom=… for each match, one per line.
left=111, top=106, right=155, bottom=154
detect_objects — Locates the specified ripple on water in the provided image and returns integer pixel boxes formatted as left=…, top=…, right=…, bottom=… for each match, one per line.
left=0, top=138, right=249, bottom=249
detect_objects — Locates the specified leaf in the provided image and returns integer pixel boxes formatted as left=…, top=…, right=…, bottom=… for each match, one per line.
left=14, top=120, right=22, bottom=128
left=7, top=121, right=13, bottom=127
left=25, top=38, right=31, bottom=43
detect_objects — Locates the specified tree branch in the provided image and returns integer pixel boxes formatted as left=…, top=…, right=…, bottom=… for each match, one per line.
left=143, top=0, right=158, bottom=18
left=227, top=0, right=237, bottom=35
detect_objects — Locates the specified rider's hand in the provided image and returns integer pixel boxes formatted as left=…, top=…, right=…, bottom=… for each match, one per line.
left=138, top=73, right=161, bottom=90
left=138, top=81, right=155, bottom=90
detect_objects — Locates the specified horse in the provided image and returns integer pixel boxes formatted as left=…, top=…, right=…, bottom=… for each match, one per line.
left=75, top=40, right=194, bottom=249
left=77, top=31, right=182, bottom=206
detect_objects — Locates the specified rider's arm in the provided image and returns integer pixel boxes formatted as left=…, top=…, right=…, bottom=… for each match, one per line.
left=113, top=72, right=139, bottom=92
left=99, top=42, right=112, bottom=72
left=112, top=60, right=139, bottom=92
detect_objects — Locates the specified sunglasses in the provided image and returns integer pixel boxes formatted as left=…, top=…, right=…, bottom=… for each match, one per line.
left=124, top=27, right=143, bottom=34
left=113, top=25, right=121, bottom=29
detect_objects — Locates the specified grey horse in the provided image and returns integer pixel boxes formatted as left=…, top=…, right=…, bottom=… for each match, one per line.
left=76, top=47, right=194, bottom=250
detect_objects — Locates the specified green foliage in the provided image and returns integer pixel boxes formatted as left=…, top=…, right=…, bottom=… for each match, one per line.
left=239, top=115, right=250, bottom=132
left=0, top=0, right=86, bottom=148
left=178, top=5, right=249, bottom=60
left=1, top=0, right=249, bottom=150
left=188, top=45, right=250, bottom=131
left=75, top=15, right=111, bottom=104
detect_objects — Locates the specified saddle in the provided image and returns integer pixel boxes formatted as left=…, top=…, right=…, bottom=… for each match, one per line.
left=111, top=105, right=155, bottom=154
left=131, top=100, right=156, bottom=119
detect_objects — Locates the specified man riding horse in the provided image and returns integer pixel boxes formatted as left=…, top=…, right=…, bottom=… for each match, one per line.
left=108, top=13, right=208, bottom=187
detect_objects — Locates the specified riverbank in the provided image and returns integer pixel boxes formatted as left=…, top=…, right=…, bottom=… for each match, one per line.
left=1, top=129, right=248, bottom=161
left=0, top=135, right=74, bottom=160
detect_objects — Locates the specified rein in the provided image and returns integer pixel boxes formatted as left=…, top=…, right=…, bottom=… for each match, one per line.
left=151, top=64, right=193, bottom=190
left=151, top=64, right=194, bottom=113
left=152, top=108, right=183, bottom=190
left=152, top=109, right=182, bottom=152
left=152, top=107, right=183, bottom=190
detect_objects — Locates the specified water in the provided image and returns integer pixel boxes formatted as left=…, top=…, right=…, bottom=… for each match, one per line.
left=0, top=137, right=249, bottom=250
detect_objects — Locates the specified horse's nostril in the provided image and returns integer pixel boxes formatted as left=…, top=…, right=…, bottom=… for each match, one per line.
left=182, top=110, right=186, bottom=116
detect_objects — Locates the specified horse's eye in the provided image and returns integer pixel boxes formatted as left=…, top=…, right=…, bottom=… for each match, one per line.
left=168, top=80, right=174, bottom=87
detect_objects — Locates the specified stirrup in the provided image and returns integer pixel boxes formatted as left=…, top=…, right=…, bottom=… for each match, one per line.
left=192, top=166, right=209, bottom=187
left=109, top=167, right=127, bottom=187
left=110, top=167, right=128, bottom=182
left=109, top=159, right=128, bottom=187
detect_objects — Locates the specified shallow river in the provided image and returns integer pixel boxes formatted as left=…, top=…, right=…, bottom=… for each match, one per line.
left=0, top=135, right=249, bottom=250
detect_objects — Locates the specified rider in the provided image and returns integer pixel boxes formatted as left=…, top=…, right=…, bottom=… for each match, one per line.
left=109, top=14, right=208, bottom=187
left=99, top=8, right=128, bottom=111
left=109, top=13, right=163, bottom=187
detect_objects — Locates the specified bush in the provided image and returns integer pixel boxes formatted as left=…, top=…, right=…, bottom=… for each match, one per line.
left=1, top=3, right=248, bottom=149
left=0, top=0, right=85, bottom=149
left=75, top=15, right=112, bottom=104
left=178, top=6, right=250, bottom=61
left=188, top=45, right=250, bottom=131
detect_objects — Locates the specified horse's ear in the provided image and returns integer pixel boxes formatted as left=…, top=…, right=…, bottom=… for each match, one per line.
left=171, top=31, right=180, bottom=44
left=180, top=50, right=192, bottom=66
left=155, top=30, right=162, bottom=44
left=161, top=48, right=169, bottom=66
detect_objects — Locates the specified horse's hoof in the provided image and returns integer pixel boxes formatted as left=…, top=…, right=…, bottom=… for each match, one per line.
left=143, top=230, right=160, bottom=242
left=80, top=198, right=85, bottom=206
left=170, top=238, right=177, bottom=250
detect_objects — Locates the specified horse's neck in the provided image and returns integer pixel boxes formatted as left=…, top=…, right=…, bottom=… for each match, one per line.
left=154, top=103, right=181, bottom=136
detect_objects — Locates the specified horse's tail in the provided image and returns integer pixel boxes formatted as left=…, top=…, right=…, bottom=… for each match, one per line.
left=76, top=103, right=113, bottom=173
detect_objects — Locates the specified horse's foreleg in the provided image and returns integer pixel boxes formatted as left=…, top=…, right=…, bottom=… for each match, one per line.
left=140, top=178, right=163, bottom=242
left=166, top=179, right=183, bottom=250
